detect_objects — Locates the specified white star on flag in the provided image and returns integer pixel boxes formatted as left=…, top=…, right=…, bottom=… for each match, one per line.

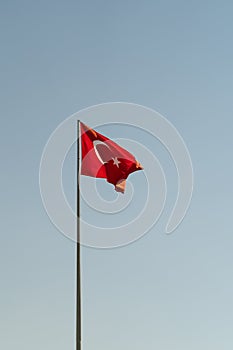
left=112, top=157, right=121, bottom=168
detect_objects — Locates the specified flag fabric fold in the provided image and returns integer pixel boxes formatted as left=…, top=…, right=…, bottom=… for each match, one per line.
left=80, top=122, right=143, bottom=193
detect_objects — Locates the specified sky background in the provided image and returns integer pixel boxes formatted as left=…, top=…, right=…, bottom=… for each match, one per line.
left=1, top=0, right=233, bottom=349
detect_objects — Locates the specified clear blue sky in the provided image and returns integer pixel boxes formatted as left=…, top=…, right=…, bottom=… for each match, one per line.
left=1, top=0, right=233, bottom=349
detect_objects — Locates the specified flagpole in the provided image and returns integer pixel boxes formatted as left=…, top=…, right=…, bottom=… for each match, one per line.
left=76, top=119, right=81, bottom=350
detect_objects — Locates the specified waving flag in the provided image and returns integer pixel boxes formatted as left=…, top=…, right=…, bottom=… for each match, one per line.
left=80, top=122, right=143, bottom=193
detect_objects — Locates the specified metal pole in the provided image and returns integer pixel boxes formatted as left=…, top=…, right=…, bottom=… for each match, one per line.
left=76, top=120, right=81, bottom=350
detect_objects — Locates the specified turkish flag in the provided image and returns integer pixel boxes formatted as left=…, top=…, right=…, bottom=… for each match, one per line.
left=80, top=122, right=143, bottom=193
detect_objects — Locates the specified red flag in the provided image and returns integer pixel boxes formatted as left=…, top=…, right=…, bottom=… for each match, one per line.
left=80, top=122, right=143, bottom=193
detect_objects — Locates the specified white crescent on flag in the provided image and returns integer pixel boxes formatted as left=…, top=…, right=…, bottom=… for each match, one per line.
left=93, top=140, right=111, bottom=164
